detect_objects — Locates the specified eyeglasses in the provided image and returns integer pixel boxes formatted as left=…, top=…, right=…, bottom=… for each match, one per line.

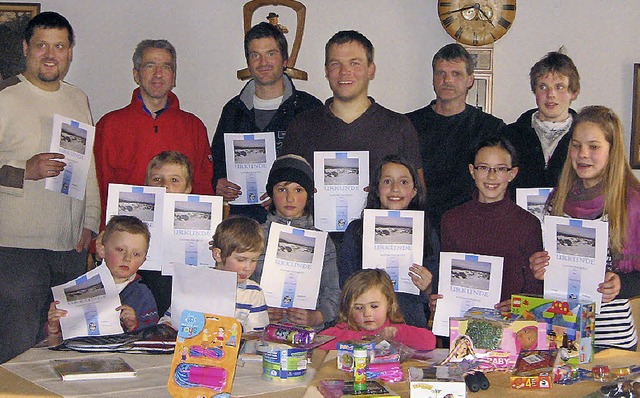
left=473, top=165, right=513, bottom=175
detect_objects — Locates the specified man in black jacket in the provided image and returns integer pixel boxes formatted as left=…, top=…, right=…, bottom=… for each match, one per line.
left=211, top=22, right=321, bottom=222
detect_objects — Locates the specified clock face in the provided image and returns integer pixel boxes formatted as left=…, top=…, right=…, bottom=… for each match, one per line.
left=438, top=1, right=517, bottom=46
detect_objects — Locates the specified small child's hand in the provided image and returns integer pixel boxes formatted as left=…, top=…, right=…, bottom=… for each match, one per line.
left=529, top=251, right=550, bottom=280
left=286, top=308, right=324, bottom=327
left=494, top=299, right=511, bottom=312
left=117, top=304, right=137, bottom=332
left=409, top=264, right=432, bottom=292
left=47, top=301, right=67, bottom=333
left=267, top=307, right=285, bottom=323
left=379, top=326, right=397, bottom=341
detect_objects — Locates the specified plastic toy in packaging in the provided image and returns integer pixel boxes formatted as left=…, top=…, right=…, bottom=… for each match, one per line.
left=167, top=311, right=241, bottom=397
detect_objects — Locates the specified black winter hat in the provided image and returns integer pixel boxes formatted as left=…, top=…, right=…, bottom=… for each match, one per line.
left=266, top=155, right=314, bottom=197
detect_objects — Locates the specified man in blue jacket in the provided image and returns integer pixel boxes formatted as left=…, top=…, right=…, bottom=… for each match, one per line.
left=211, top=22, right=321, bottom=223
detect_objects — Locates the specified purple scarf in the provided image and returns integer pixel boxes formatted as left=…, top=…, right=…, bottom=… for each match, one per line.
left=563, top=180, right=605, bottom=220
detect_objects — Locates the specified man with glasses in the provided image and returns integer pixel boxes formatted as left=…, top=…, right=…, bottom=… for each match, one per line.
left=406, top=43, right=504, bottom=233
left=94, top=39, right=214, bottom=214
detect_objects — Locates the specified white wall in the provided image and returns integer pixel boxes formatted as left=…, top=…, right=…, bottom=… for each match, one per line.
left=7, top=0, right=640, bottom=157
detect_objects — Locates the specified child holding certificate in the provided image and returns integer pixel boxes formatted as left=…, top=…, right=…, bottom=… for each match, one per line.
left=432, top=137, right=543, bottom=313
left=530, top=106, right=640, bottom=350
left=341, top=155, right=437, bottom=327
left=318, top=269, right=436, bottom=350
left=253, top=155, right=340, bottom=330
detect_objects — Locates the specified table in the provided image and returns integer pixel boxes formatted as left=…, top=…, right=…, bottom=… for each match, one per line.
left=0, top=347, right=324, bottom=397
left=3, top=347, right=640, bottom=397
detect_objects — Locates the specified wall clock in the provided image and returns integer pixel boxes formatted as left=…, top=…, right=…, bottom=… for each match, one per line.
left=438, top=1, right=516, bottom=46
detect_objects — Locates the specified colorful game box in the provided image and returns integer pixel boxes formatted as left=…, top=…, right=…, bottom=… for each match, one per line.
left=511, top=295, right=596, bottom=364
left=510, top=349, right=559, bottom=390
left=167, top=310, right=241, bottom=397
left=448, top=308, right=547, bottom=370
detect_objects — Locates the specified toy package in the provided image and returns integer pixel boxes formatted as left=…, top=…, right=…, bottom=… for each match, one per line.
left=448, top=307, right=546, bottom=370
left=510, top=349, right=559, bottom=390
left=511, top=294, right=595, bottom=364
left=167, top=310, right=241, bottom=397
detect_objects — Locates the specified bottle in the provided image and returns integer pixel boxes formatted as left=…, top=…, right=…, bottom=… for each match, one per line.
left=353, top=345, right=368, bottom=392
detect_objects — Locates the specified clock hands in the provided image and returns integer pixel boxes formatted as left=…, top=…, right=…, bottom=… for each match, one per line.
left=440, top=4, right=477, bottom=16
left=477, top=7, right=495, bottom=26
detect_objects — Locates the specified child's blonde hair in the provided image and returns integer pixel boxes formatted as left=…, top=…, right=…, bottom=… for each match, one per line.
left=338, top=269, right=405, bottom=329
left=549, top=105, right=640, bottom=255
left=211, top=216, right=265, bottom=263
left=102, top=215, right=150, bottom=249
left=144, top=151, right=193, bottom=187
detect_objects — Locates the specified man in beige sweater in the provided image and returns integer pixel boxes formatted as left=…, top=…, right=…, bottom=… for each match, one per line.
left=0, top=12, right=99, bottom=363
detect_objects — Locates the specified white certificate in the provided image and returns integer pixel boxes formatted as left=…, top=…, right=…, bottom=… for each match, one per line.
left=260, top=223, right=326, bottom=310
left=543, top=215, right=608, bottom=312
left=516, top=187, right=553, bottom=224
left=362, top=209, right=424, bottom=295
left=161, top=193, right=223, bottom=276
left=432, top=252, right=504, bottom=337
left=45, top=114, right=95, bottom=200
left=105, top=184, right=165, bottom=271
left=224, top=132, right=276, bottom=205
left=170, top=264, right=237, bottom=328
left=52, top=264, right=123, bottom=339
left=313, top=151, right=369, bottom=232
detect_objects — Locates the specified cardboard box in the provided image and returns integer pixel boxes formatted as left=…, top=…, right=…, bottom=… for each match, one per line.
left=336, top=340, right=375, bottom=372
left=511, top=295, right=596, bottom=364
left=410, top=380, right=466, bottom=398
left=449, top=308, right=547, bottom=370
left=510, top=373, right=553, bottom=390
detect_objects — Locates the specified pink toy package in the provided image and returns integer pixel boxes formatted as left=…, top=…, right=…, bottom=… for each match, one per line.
left=167, top=310, right=241, bottom=397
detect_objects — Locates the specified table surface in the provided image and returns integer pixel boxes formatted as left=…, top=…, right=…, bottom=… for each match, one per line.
left=2, top=347, right=639, bottom=397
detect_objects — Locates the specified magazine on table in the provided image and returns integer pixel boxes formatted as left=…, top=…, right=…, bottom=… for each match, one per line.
left=313, top=151, right=369, bottom=232
left=432, top=252, right=504, bottom=336
left=260, top=223, right=326, bottom=310
left=224, top=132, right=276, bottom=205
left=105, top=184, right=166, bottom=271
left=161, top=193, right=223, bottom=275
left=52, top=357, right=136, bottom=381
left=45, top=114, right=95, bottom=200
left=51, top=264, right=124, bottom=339
left=543, top=215, right=608, bottom=312
left=362, top=209, right=424, bottom=295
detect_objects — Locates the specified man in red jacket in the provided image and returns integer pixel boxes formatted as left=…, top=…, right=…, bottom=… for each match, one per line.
left=94, top=39, right=214, bottom=221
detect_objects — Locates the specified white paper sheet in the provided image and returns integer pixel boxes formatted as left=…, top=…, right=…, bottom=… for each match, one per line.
left=52, top=265, right=123, bottom=339
left=362, top=209, right=424, bottom=295
left=161, top=193, right=223, bottom=275
left=260, top=223, right=326, bottom=310
left=515, top=187, right=553, bottom=224
left=105, top=184, right=166, bottom=271
left=543, top=215, right=608, bottom=312
left=169, top=264, right=237, bottom=328
left=432, top=252, right=504, bottom=336
left=45, top=114, right=95, bottom=200
left=224, top=132, right=276, bottom=205
left=313, top=151, right=369, bottom=232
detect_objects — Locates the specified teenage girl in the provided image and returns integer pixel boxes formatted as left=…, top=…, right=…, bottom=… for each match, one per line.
left=341, top=154, right=438, bottom=327
left=530, top=105, right=640, bottom=350
left=318, top=269, right=437, bottom=350
left=431, top=137, right=543, bottom=314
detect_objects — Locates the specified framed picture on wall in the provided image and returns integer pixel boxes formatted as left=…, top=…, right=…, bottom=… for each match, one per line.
left=631, top=63, right=640, bottom=168
left=467, top=73, right=493, bottom=114
left=0, top=2, right=40, bottom=81
left=466, top=46, right=493, bottom=73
